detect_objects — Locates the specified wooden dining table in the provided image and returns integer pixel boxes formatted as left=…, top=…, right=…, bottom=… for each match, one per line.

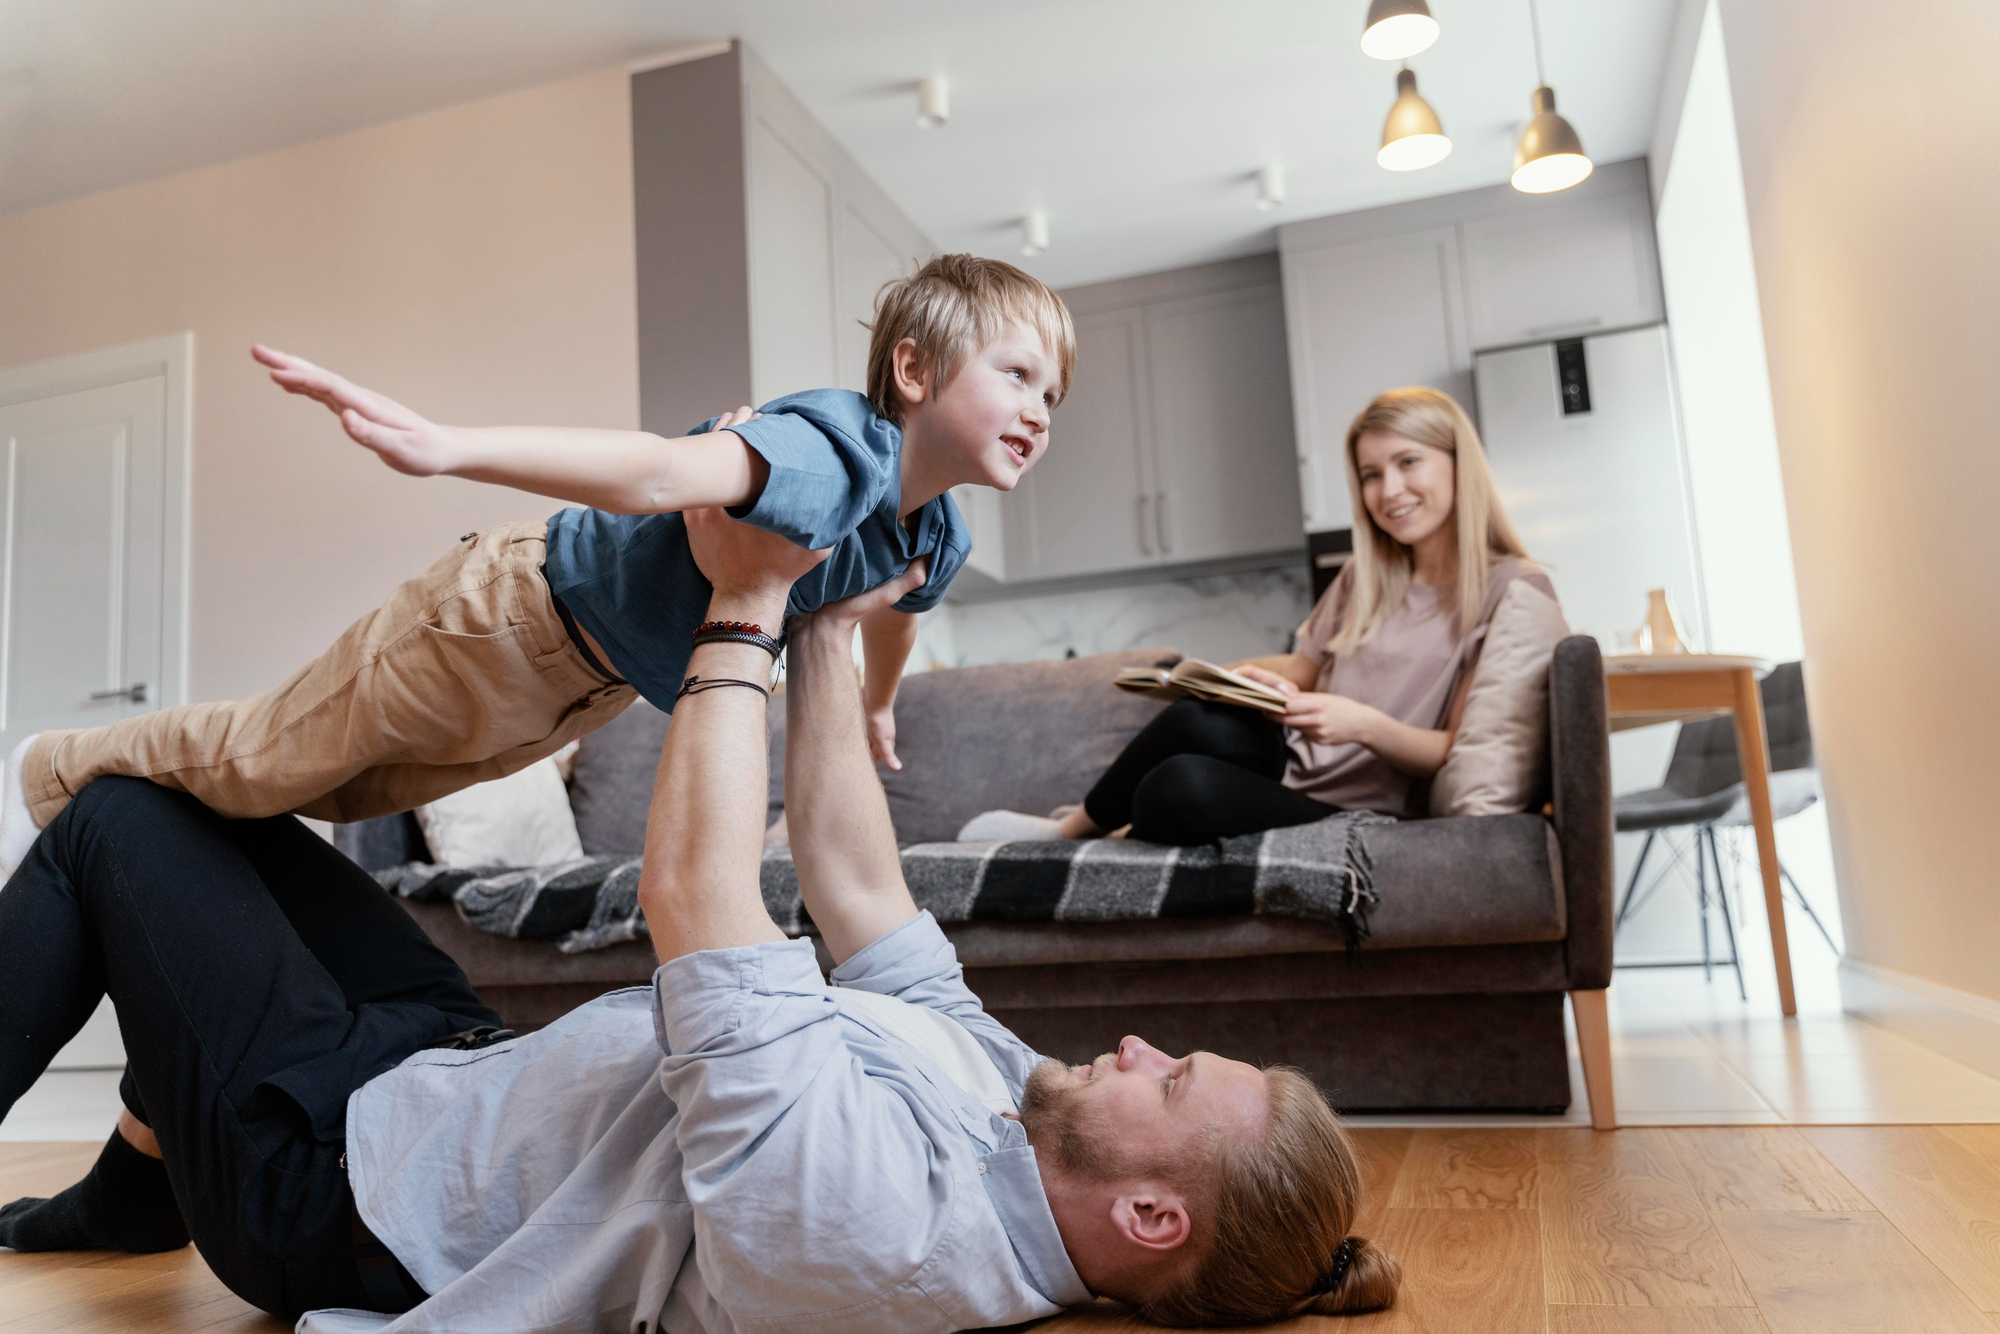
left=1602, top=653, right=1797, bottom=1017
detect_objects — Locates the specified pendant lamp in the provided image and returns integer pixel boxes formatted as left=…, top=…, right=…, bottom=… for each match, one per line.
left=1378, top=67, right=1451, bottom=172
left=1511, top=0, right=1592, bottom=193
left=1361, top=0, right=1439, bottom=61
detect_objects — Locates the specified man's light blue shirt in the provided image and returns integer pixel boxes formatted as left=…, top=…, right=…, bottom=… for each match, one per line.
left=299, top=912, right=1088, bottom=1333
left=542, top=389, right=972, bottom=711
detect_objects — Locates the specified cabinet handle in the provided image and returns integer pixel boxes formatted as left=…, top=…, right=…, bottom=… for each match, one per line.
left=1155, top=490, right=1172, bottom=554
left=89, top=683, right=148, bottom=704
left=1299, top=455, right=1319, bottom=529
left=1135, top=495, right=1152, bottom=556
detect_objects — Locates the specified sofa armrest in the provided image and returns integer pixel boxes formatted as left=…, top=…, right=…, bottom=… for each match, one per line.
left=1548, top=635, right=1614, bottom=990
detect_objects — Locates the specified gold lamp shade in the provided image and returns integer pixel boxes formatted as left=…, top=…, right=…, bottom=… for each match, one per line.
left=1378, top=68, right=1452, bottom=172
left=1362, top=0, right=1440, bottom=61
left=1511, top=85, right=1593, bottom=193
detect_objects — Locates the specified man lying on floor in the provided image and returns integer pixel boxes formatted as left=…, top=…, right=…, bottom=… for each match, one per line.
left=0, top=508, right=1398, bottom=1331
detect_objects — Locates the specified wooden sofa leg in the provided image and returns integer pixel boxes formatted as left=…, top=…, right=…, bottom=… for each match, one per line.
left=1571, top=989, right=1617, bottom=1130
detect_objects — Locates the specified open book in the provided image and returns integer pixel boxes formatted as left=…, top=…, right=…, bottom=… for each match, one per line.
left=1113, top=658, right=1290, bottom=715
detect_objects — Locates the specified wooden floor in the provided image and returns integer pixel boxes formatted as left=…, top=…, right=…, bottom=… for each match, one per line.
left=7, top=1127, right=2000, bottom=1332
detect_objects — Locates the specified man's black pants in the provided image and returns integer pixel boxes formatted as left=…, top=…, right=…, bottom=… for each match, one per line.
left=1082, top=698, right=1338, bottom=844
left=0, top=778, right=499, bottom=1317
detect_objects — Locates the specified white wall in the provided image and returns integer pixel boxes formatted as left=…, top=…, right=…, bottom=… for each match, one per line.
left=0, top=69, right=639, bottom=703
left=1626, top=0, right=1840, bottom=959
left=1719, top=0, right=2000, bottom=1003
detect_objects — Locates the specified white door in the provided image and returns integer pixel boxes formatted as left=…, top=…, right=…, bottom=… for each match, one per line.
left=0, top=336, right=189, bottom=1075
left=0, top=375, right=172, bottom=757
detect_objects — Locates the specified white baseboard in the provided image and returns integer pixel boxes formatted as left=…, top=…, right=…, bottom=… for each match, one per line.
left=1840, top=957, right=2000, bottom=1081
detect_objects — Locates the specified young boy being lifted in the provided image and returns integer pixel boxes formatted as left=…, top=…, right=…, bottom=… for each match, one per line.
left=0, top=255, right=1073, bottom=871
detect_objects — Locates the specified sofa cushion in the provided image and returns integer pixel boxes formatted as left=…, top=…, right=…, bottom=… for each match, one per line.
left=878, top=647, right=1178, bottom=844
left=935, top=813, right=1564, bottom=966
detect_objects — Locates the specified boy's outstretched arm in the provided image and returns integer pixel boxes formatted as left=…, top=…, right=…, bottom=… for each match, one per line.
left=253, top=345, right=769, bottom=515
left=858, top=605, right=921, bottom=771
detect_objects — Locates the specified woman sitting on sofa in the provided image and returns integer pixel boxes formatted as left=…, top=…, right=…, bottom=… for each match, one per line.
left=967, top=386, right=1560, bottom=847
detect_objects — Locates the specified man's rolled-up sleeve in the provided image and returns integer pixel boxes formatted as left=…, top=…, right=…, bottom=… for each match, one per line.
left=652, top=938, right=969, bottom=1330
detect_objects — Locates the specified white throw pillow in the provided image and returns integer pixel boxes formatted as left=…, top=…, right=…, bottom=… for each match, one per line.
left=1431, top=580, right=1571, bottom=818
left=415, top=747, right=585, bottom=868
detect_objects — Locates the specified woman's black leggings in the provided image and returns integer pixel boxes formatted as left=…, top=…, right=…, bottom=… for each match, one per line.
left=0, top=777, right=499, bottom=1318
left=1082, top=698, right=1338, bottom=845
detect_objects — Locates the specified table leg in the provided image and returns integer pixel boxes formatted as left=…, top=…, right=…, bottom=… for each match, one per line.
left=1731, top=668, right=1797, bottom=1017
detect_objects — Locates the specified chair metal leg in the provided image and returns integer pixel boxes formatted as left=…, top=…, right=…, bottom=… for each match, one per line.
left=1780, top=861, right=1842, bottom=955
left=1695, top=829, right=1713, bottom=983
left=1615, top=831, right=1656, bottom=932
left=1705, top=826, right=1747, bottom=1001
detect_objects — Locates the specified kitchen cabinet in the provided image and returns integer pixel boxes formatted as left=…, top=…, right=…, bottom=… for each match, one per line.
left=998, top=256, right=1302, bottom=585
left=1281, top=226, right=1470, bottom=530
left=1279, top=157, right=1663, bottom=537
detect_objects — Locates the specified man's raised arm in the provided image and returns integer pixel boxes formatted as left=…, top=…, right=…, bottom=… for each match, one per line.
left=637, top=514, right=827, bottom=962
left=784, top=568, right=929, bottom=964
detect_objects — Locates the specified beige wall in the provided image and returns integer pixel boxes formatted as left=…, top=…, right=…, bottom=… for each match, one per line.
left=0, top=69, right=637, bottom=701
left=1719, top=0, right=2000, bottom=999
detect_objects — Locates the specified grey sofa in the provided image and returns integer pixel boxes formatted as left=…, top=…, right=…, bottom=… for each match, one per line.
left=337, top=637, right=1617, bottom=1124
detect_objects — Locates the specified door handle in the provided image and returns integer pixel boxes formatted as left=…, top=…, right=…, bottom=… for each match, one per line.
left=89, top=683, right=147, bottom=703
left=1135, top=495, right=1152, bottom=556
left=1155, top=491, right=1172, bottom=554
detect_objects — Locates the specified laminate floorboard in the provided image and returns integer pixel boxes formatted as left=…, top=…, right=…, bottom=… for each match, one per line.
left=1387, top=1129, right=1538, bottom=1210
left=1714, top=1209, right=1992, bottom=1334
left=1803, top=1126, right=2000, bottom=1310
left=1538, top=1129, right=1754, bottom=1308
left=11, top=1128, right=2000, bottom=1332
left=1665, top=1128, right=1870, bottom=1212
left=1545, top=1308, right=1772, bottom=1333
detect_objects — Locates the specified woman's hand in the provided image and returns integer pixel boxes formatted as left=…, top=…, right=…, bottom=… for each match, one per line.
left=1279, top=691, right=1385, bottom=748
left=1234, top=664, right=1301, bottom=698
left=253, top=345, right=466, bottom=476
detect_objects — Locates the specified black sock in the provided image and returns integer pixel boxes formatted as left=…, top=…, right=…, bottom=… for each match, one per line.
left=0, top=1128, right=188, bottom=1253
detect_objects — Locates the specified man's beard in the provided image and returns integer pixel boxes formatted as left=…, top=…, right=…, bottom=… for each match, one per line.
left=1019, top=1056, right=1128, bottom=1182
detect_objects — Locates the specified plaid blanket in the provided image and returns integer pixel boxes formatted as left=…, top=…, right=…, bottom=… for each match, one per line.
left=373, top=810, right=1394, bottom=955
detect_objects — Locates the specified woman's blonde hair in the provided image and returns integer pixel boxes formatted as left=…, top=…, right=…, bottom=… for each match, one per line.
left=1331, top=386, right=1528, bottom=655
left=864, top=254, right=1077, bottom=423
left=1138, top=1068, right=1400, bottom=1326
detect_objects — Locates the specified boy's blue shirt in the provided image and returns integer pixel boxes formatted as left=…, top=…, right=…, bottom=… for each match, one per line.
left=542, top=389, right=970, bottom=711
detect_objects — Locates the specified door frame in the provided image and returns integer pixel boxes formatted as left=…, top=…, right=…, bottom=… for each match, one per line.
left=0, top=332, right=193, bottom=710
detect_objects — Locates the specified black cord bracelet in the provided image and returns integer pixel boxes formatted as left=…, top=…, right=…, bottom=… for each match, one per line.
left=676, top=675, right=771, bottom=702
left=690, top=627, right=785, bottom=659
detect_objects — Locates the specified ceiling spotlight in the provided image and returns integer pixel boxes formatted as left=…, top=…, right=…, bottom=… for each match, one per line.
left=1256, top=163, right=1287, bottom=211
left=1378, top=68, right=1451, bottom=172
left=916, top=76, right=949, bottom=129
left=1021, top=210, right=1049, bottom=256
left=1511, top=0, right=1592, bottom=192
left=1361, top=0, right=1440, bottom=61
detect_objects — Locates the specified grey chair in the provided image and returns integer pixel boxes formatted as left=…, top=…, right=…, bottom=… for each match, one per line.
left=1611, top=661, right=1837, bottom=997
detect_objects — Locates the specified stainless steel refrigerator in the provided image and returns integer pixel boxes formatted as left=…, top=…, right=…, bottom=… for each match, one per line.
left=1473, top=323, right=1706, bottom=655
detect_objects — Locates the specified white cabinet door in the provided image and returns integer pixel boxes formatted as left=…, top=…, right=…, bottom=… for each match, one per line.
left=1460, top=185, right=1663, bottom=350
left=745, top=117, right=838, bottom=403
left=1006, top=307, right=1153, bottom=580
left=1282, top=226, right=1470, bottom=531
left=1144, top=285, right=1301, bottom=562
left=833, top=201, right=908, bottom=394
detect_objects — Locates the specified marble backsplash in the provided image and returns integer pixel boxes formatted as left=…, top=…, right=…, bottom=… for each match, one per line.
left=915, top=565, right=1316, bottom=670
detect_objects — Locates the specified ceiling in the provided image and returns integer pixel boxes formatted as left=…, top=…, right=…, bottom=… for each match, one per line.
left=0, top=0, right=1681, bottom=289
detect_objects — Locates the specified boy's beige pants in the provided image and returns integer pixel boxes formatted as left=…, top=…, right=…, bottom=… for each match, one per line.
left=23, top=522, right=636, bottom=827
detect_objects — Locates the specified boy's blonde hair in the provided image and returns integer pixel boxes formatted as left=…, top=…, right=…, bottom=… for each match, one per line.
left=865, top=254, right=1076, bottom=423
